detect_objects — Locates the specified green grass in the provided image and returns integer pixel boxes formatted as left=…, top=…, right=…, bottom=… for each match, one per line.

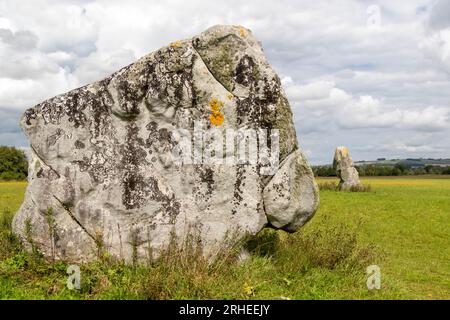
left=0, top=178, right=449, bottom=300
left=0, top=181, right=26, bottom=212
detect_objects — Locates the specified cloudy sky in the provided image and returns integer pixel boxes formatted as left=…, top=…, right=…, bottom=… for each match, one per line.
left=0, top=0, right=449, bottom=164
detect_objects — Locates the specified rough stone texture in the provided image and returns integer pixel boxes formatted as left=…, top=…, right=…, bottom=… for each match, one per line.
left=333, top=146, right=361, bottom=191
left=264, top=150, right=319, bottom=232
left=13, top=25, right=319, bottom=263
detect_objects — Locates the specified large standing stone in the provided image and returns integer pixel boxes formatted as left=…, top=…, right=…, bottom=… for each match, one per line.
left=333, top=146, right=361, bottom=191
left=13, top=25, right=319, bottom=263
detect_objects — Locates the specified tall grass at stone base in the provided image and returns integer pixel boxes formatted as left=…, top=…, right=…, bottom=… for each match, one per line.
left=0, top=206, right=378, bottom=299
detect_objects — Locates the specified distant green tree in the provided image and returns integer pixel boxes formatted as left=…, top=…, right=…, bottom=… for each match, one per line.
left=312, top=166, right=336, bottom=177
left=394, top=163, right=407, bottom=174
left=424, top=165, right=433, bottom=174
left=0, top=146, right=28, bottom=181
left=414, top=168, right=426, bottom=175
left=313, top=162, right=450, bottom=177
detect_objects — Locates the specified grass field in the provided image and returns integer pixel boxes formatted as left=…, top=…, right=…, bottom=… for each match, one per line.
left=0, top=177, right=449, bottom=300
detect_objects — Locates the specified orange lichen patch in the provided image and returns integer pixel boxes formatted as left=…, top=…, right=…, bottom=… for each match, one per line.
left=170, top=40, right=182, bottom=48
left=209, top=97, right=224, bottom=113
left=208, top=97, right=225, bottom=126
left=209, top=112, right=225, bottom=126
left=239, top=26, right=247, bottom=38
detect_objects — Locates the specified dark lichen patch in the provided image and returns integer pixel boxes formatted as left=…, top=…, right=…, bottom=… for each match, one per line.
left=43, top=89, right=91, bottom=127
left=158, top=127, right=172, bottom=143
left=122, top=171, right=147, bottom=210
left=145, top=121, right=159, bottom=148
left=90, top=86, right=113, bottom=139
left=231, top=55, right=281, bottom=131
left=63, top=91, right=89, bottom=127
left=123, top=172, right=180, bottom=220
left=145, top=121, right=176, bottom=158
left=231, top=166, right=245, bottom=215
left=112, top=110, right=139, bottom=121
left=23, top=108, right=37, bottom=126
left=46, top=129, right=64, bottom=147
left=234, top=54, right=259, bottom=87
left=112, top=73, right=147, bottom=117
left=72, top=154, right=108, bottom=184
left=36, top=167, right=60, bottom=180
left=145, top=46, right=197, bottom=111
left=38, top=100, right=63, bottom=125
left=148, top=176, right=180, bottom=223
left=191, top=165, right=215, bottom=205
left=67, top=85, right=117, bottom=184
left=200, top=167, right=214, bottom=197
left=30, top=85, right=110, bottom=132
left=233, top=59, right=298, bottom=163
left=270, top=177, right=290, bottom=203
left=119, top=123, right=180, bottom=220
left=106, top=58, right=153, bottom=118
left=36, top=168, right=44, bottom=178
left=74, top=140, right=85, bottom=149
left=120, top=123, right=149, bottom=209
left=234, top=95, right=261, bottom=128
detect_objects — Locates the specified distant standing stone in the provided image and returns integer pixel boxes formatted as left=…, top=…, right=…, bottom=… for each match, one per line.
left=333, top=146, right=361, bottom=191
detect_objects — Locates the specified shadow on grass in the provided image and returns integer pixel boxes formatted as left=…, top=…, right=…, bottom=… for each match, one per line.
left=246, top=216, right=378, bottom=272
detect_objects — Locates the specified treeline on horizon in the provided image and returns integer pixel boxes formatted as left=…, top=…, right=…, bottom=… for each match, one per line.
left=1, top=145, right=450, bottom=181
left=313, top=163, right=450, bottom=177
left=0, top=146, right=28, bottom=181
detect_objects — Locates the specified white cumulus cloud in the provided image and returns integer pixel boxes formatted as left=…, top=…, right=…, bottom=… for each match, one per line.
left=0, top=0, right=449, bottom=163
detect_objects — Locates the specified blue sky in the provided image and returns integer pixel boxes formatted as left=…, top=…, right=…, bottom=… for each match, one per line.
left=0, top=0, right=449, bottom=164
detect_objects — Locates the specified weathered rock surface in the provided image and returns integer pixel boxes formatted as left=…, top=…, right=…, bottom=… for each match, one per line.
left=13, top=25, right=319, bottom=263
left=333, top=146, right=361, bottom=191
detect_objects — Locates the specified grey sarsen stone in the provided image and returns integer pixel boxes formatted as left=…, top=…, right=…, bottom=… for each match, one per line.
left=13, top=25, right=319, bottom=263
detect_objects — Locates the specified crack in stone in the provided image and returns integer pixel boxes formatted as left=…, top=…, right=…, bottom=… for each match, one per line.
left=260, top=148, right=300, bottom=221
left=262, top=147, right=298, bottom=186
left=30, top=145, right=61, bottom=178
left=52, top=195, right=96, bottom=242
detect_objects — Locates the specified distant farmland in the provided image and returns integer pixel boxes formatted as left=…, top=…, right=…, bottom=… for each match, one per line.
left=355, top=158, right=450, bottom=168
left=313, top=158, right=450, bottom=177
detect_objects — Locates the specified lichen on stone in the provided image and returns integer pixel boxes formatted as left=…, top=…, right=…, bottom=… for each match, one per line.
left=13, top=25, right=318, bottom=264
left=208, top=97, right=225, bottom=126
